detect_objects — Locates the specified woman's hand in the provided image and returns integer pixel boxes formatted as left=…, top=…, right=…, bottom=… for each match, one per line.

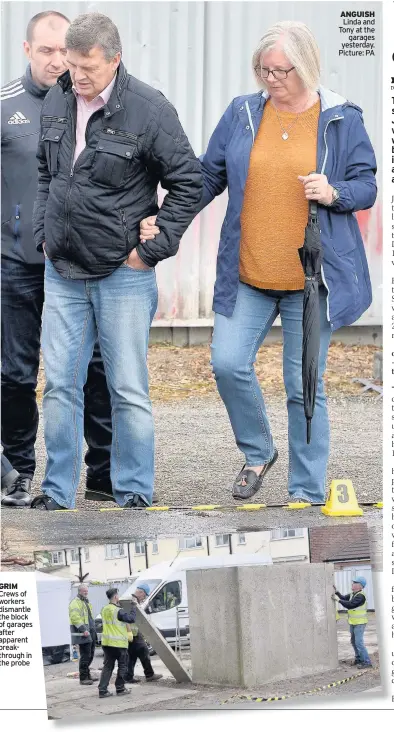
left=298, top=173, right=333, bottom=206
left=140, top=215, right=160, bottom=243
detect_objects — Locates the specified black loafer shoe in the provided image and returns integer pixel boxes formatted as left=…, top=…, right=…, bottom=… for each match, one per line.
left=116, top=688, right=131, bottom=695
left=1, top=475, right=32, bottom=508
left=232, top=449, right=278, bottom=500
left=85, top=479, right=114, bottom=503
left=99, top=690, right=113, bottom=698
left=30, top=494, right=68, bottom=510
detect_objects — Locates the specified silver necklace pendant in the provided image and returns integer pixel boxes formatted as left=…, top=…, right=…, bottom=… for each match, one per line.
left=282, top=132, right=289, bottom=140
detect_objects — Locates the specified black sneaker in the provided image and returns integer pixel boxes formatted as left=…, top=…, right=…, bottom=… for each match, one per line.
left=80, top=679, right=94, bottom=685
left=30, top=494, right=68, bottom=510
left=1, top=476, right=32, bottom=508
left=146, top=674, right=163, bottom=682
left=123, top=495, right=150, bottom=509
left=124, top=677, right=140, bottom=684
left=232, top=449, right=278, bottom=500
left=116, top=687, right=131, bottom=695
left=357, top=663, right=373, bottom=669
left=99, top=690, right=113, bottom=698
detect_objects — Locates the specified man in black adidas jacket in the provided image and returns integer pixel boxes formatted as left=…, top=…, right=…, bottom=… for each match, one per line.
left=1, top=10, right=113, bottom=509
left=30, top=12, right=202, bottom=511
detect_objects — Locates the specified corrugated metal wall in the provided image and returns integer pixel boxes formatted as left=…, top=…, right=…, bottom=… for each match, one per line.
left=1, top=1, right=382, bottom=325
left=334, top=566, right=375, bottom=611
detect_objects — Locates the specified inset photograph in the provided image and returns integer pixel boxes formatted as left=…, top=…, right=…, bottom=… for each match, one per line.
left=1, top=2, right=382, bottom=549
left=33, top=524, right=381, bottom=719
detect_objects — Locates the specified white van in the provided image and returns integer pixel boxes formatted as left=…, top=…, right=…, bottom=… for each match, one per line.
left=118, top=554, right=273, bottom=646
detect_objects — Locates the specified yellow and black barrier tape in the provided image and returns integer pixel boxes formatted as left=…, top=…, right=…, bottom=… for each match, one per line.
left=221, top=671, right=368, bottom=704
left=97, top=501, right=382, bottom=513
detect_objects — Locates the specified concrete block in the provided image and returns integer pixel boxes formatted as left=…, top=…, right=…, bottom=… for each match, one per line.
left=188, top=327, right=212, bottom=346
left=187, top=563, right=338, bottom=688
left=373, top=351, right=383, bottom=381
left=149, top=327, right=172, bottom=345
left=172, top=327, right=189, bottom=347
left=134, top=605, right=192, bottom=683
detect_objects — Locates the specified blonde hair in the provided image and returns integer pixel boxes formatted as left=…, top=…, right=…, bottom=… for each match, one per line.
left=252, top=21, right=320, bottom=92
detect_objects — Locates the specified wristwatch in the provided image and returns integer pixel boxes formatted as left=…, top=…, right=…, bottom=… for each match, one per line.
left=328, top=187, right=340, bottom=206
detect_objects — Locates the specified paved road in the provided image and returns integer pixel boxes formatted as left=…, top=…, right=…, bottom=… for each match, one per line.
left=2, top=393, right=382, bottom=551
left=45, top=617, right=379, bottom=718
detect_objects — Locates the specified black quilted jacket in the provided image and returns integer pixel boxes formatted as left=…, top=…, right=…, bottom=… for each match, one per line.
left=32, top=62, right=203, bottom=278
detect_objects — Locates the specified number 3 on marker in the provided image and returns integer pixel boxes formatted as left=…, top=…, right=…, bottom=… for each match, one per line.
left=336, top=484, right=349, bottom=503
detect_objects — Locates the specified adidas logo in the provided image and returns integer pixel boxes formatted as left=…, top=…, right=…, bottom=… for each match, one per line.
left=7, top=111, right=30, bottom=125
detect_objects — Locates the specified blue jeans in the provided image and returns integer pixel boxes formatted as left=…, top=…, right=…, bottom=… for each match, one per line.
left=1, top=257, right=112, bottom=485
left=350, top=623, right=371, bottom=665
left=41, top=259, right=158, bottom=508
left=211, top=283, right=331, bottom=503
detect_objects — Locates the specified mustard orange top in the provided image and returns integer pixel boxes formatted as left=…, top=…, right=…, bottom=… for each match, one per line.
left=239, top=99, right=320, bottom=291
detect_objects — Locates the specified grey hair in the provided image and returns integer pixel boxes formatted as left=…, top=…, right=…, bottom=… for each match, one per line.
left=65, top=12, right=122, bottom=61
left=78, top=583, right=88, bottom=591
left=252, top=21, right=320, bottom=92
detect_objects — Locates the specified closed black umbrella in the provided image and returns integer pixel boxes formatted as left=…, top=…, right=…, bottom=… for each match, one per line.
left=298, top=197, right=323, bottom=444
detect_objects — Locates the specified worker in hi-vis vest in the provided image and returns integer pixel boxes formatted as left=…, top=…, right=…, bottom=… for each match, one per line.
left=124, top=584, right=163, bottom=684
left=69, top=584, right=97, bottom=685
left=98, top=587, right=138, bottom=699
left=332, top=577, right=372, bottom=669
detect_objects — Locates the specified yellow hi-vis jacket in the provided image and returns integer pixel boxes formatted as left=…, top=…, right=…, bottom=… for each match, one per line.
left=69, top=596, right=93, bottom=628
left=69, top=596, right=94, bottom=644
left=348, top=591, right=368, bottom=625
left=101, top=603, right=129, bottom=648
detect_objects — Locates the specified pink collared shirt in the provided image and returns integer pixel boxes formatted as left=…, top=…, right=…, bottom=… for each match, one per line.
left=72, top=74, right=117, bottom=165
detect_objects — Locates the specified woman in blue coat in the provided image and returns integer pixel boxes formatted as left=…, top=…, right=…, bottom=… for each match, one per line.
left=140, top=21, right=377, bottom=504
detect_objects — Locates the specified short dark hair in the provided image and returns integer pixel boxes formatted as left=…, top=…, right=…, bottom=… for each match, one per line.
left=106, top=587, right=118, bottom=600
left=26, top=11, right=70, bottom=44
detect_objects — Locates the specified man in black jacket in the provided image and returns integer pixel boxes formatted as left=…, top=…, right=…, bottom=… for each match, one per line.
left=1, top=10, right=113, bottom=508
left=31, top=12, right=203, bottom=511
left=125, top=584, right=162, bottom=684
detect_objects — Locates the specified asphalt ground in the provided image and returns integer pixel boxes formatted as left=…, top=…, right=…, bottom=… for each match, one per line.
left=1, top=392, right=382, bottom=556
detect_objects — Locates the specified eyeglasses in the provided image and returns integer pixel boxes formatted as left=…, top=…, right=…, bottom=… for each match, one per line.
left=254, top=66, right=295, bottom=80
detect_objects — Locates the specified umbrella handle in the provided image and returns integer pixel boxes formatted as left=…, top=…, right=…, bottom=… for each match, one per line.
left=308, top=171, right=318, bottom=219
left=307, top=419, right=312, bottom=445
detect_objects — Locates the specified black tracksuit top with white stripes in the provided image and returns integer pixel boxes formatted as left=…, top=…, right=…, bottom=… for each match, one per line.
left=1, top=64, right=47, bottom=265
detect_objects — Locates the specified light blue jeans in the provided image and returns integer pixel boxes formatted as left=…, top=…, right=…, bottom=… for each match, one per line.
left=41, top=259, right=158, bottom=508
left=350, top=623, right=371, bottom=665
left=211, top=283, right=332, bottom=503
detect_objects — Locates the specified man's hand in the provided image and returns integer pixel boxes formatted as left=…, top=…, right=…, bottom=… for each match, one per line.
left=331, top=594, right=337, bottom=601
left=298, top=173, right=333, bottom=206
left=140, top=215, right=160, bottom=243
left=83, top=630, right=90, bottom=637
left=124, top=249, right=152, bottom=271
